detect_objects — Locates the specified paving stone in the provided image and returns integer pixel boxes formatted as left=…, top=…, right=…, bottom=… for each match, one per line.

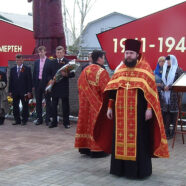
left=0, top=119, right=185, bottom=186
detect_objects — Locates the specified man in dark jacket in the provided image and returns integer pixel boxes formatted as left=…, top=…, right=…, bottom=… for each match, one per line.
left=9, top=54, right=32, bottom=125
left=33, top=46, right=52, bottom=125
left=47, top=46, right=75, bottom=128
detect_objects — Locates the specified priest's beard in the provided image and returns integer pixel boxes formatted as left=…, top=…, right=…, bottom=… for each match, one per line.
left=124, top=58, right=138, bottom=68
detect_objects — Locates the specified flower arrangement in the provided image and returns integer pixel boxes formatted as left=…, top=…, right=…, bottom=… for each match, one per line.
left=24, top=93, right=33, bottom=101
left=49, top=56, right=55, bottom=60
left=42, top=99, right=46, bottom=117
left=21, top=66, right=25, bottom=73
left=45, top=59, right=80, bottom=92
left=29, top=100, right=36, bottom=113
left=7, top=96, right=13, bottom=115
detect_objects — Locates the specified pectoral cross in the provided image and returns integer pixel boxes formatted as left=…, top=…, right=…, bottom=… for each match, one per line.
left=125, top=82, right=130, bottom=90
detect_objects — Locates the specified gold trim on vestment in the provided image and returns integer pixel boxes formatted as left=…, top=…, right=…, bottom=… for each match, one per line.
left=88, top=80, right=97, bottom=86
left=115, top=90, right=119, bottom=159
left=135, top=89, right=138, bottom=158
left=115, top=88, right=138, bottom=161
left=103, top=60, right=169, bottom=159
left=115, top=155, right=136, bottom=161
left=96, top=68, right=104, bottom=84
left=107, top=77, right=158, bottom=100
left=87, top=68, right=104, bottom=86
left=124, top=88, right=127, bottom=157
left=116, top=68, right=155, bottom=81
left=75, top=133, right=94, bottom=140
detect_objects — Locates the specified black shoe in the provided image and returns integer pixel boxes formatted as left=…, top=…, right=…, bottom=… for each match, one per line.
left=166, top=129, right=171, bottom=139
left=91, top=151, right=109, bottom=158
left=12, top=121, right=21, bottom=125
left=49, top=123, right=57, bottom=128
left=79, top=148, right=91, bottom=155
left=64, top=124, right=71, bottom=129
left=35, top=119, right=43, bottom=125
left=168, top=133, right=174, bottom=140
left=170, top=130, right=175, bottom=138
left=45, top=119, right=51, bottom=126
left=167, top=135, right=172, bottom=140
left=45, top=117, right=51, bottom=123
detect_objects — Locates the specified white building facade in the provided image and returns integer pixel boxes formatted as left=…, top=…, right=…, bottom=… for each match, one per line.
left=81, top=12, right=136, bottom=50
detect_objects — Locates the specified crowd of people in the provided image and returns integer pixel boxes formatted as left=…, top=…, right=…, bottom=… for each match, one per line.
left=0, top=45, right=73, bottom=129
left=1, top=38, right=183, bottom=179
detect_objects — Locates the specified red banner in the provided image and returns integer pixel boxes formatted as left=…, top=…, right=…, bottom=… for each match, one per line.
left=0, top=20, right=35, bottom=67
left=97, top=2, right=186, bottom=70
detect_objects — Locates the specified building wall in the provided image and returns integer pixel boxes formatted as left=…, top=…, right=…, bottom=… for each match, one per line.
left=0, top=20, right=35, bottom=67
left=81, top=13, right=135, bottom=48
left=0, top=12, right=33, bottom=30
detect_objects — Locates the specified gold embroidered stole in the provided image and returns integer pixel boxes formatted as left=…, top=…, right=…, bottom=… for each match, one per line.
left=115, top=88, right=138, bottom=161
left=104, top=59, right=169, bottom=159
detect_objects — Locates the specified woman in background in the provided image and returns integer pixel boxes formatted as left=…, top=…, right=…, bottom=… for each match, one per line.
left=154, top=56, right=165, bottom=108
left=161, top=55, right=183, bottom=139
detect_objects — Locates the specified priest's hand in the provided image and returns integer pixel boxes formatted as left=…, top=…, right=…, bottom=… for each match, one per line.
left=107, top=108, right=113, bottom=120
left=145, top=109, right=152, bottom=121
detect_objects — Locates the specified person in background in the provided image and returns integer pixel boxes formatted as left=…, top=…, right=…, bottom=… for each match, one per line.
left=0, top=70, right=7, bottom=125
left=47, top=46, right=75, bottom=129
left=154, top=56, right=165, bottom=83
left=154, top=56, right=166, bottom=107
left=81, top=52, right=93, bottom=71
left=161, top=55, right=183, bottom=139
left=33, top=46, right=52, bottom=126
left=75, top=50, right=110, bottom=157
left=8, top=54, right=32, bottom=125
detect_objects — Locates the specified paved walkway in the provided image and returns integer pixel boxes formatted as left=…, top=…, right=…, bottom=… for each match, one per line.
left=0, top=120, right=185, bottom=186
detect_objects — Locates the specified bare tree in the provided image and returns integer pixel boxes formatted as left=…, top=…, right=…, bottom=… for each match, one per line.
left=62, top=0, right=96, bottom=55
left=62, top=0, right=69, bottom=45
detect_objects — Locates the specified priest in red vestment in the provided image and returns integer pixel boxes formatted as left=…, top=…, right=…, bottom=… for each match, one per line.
left=75, top=50, right=110, bottom=157
left=94, top=39, right=169, bottom=178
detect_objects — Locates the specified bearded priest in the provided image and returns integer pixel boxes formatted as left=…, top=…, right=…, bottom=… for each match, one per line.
left=94, top=39, right=169, bottom=179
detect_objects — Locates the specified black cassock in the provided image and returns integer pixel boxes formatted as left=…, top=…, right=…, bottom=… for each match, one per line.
left=109, top=89, right=152, bottom=179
